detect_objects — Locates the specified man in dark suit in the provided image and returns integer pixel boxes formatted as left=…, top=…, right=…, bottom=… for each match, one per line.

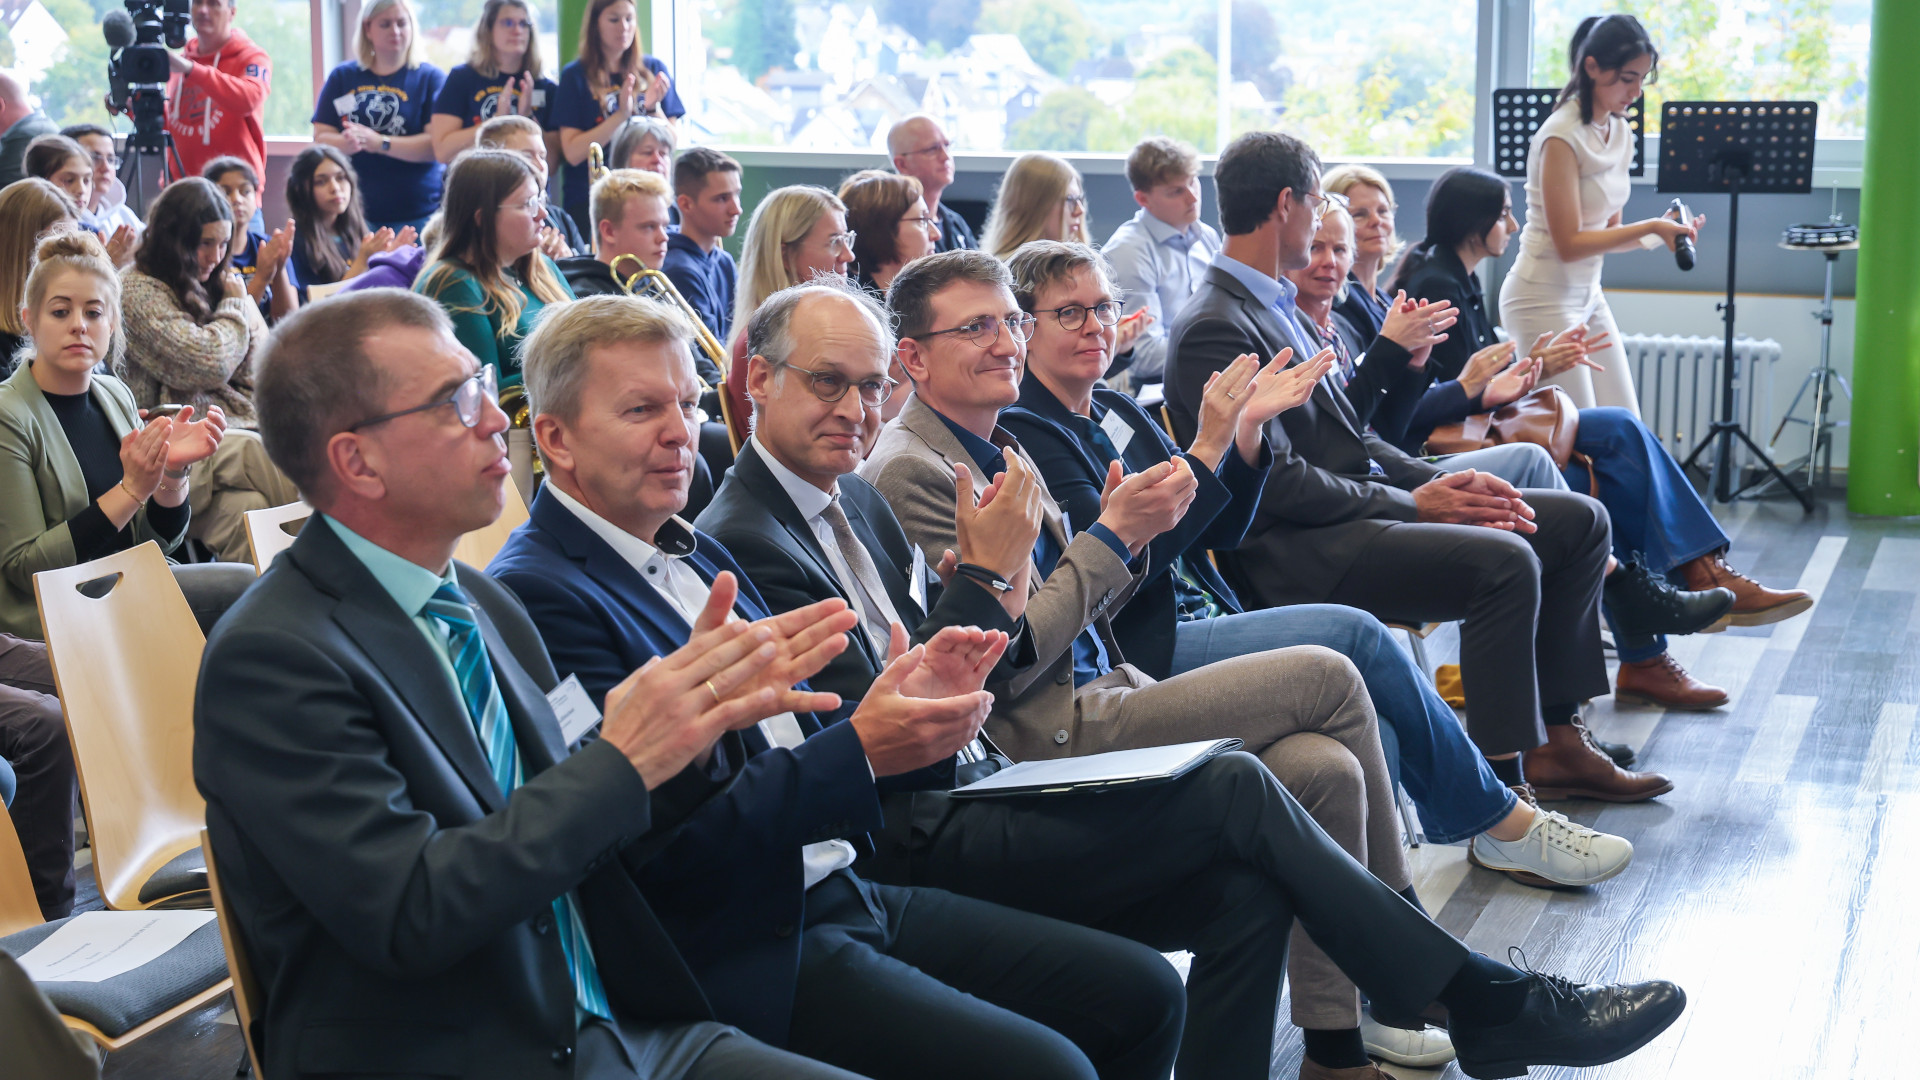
left=888, top=115, right=977, bottom=253
left=193, top=288, right=935, bottom=1079
left=1163, top=131, right=1671, bottom=802
left=489, top=294, right=1194, bottom=1080
left=690, top=277, right=1690, bottom=1080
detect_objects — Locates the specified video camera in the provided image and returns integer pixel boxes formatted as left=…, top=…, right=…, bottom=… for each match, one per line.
left=103, top=0, right=190, bottom=152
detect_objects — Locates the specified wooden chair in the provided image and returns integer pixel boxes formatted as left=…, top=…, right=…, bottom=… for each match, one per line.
left=204, top=829, right=265, bottom=1079
left=35, top=542, right=209, bottom=911
left=0, top=807, right=230, bottom=1055
left=453, top=477, right=531, bottom=569
left=243, top=500, right=313, bottom=573
left=715, top=379, right=746, bottom=456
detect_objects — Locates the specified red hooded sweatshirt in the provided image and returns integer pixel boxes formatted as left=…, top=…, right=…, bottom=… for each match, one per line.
left=165, top=27, right=271, bottom=185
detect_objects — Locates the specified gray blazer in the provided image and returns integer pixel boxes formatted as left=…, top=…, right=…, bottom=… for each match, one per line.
left=1163, top=264, right=1444, bottom=607
left=858, top=394, right=1150, bottom=762
left=0, top=363, right=187, bottom=638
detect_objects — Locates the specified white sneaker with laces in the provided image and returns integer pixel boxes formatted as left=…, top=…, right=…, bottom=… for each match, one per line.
left=1360, top=1013, right=1455, bottom=1068
left=1468, top=806, right=1634, bottom=887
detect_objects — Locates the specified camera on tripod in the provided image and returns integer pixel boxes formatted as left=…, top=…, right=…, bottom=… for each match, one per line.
left=103, top=0, right=190, bottom=152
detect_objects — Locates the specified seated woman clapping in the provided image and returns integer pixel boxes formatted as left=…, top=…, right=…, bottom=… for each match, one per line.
left=0, top=229, right=226, bottom=635
left=117, top=178, right=301, bottom=562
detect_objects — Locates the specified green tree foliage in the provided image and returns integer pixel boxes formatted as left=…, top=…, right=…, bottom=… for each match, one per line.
left=1004, top=56, right=1263, bottom=155
left=979, top=0, right=1091, bottom=79
left=725, top=0, right=798, bottom=82
left=1281, top=25, right=1473, bottom=158
left=0, top=23, right=15, bottom=69
left=1006, top=86, right=1104, bottom=151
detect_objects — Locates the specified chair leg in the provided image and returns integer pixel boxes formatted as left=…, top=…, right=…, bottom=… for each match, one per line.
left=1396, top=781, right=1423, bottom=848
left=1406, top=629, right=1433, bottom=685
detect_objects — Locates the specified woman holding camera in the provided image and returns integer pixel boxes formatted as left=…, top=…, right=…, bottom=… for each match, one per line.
left=1498, top=14, right=1700, bottom=415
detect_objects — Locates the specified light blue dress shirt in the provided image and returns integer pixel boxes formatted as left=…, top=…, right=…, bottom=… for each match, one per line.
left=1103, top=208, right=1223, bottom=382
left=325, top=514, right=462, bottom=686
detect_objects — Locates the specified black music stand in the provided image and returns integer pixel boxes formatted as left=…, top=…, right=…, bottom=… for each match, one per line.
left=1491, top=89, right=1644, bottom=178
left=1660, top=101, right=1818, bottom=511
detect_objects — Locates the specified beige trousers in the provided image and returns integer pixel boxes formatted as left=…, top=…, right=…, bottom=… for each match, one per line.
left=1071, top=645, right=1409, bottom=1029
left=1499, top=272, right=1639, bottom=415
left=188, top=428, right=301, bottom=564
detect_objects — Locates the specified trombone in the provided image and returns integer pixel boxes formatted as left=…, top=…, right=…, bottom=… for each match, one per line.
left=609, top=255, right=727, bottom=382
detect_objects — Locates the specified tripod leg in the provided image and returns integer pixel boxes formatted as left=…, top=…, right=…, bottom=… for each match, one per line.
left=1731, top=427, right=1815, bottom=513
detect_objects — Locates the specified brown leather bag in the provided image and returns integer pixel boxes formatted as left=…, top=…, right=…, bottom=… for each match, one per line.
left=1426, top=386, right=1581, bottom=468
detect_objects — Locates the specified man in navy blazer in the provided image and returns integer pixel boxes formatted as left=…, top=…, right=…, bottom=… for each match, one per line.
left=194, top=289, right=928, bottom=1080
left=490, top=294, right=1194, bottom=1080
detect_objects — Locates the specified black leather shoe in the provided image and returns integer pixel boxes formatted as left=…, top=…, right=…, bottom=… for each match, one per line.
left=1451, top=954, right=1686, bottom=1079
left=1573, top=716, right=1636, bottom=768
left=1604, top=555, right=1735, bottom=638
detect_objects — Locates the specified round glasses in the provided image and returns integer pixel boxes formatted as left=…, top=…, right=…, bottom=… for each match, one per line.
left=910, top=313, right=1037, bottom=349
left=777, top=363, right=897, bottom=408
left=350, top=366, right=498, bottom=431
left=1303, top=190, right=1351, bottom=222
left=1032, top=300, right=1123, bottom=332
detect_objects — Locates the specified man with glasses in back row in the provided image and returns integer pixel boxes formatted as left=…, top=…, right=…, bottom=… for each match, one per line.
left=889, top=115, right=976, bottom=253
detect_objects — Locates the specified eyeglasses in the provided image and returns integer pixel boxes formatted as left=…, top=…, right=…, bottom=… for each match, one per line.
left=1032, top=300, right=1123, bottom=332
left=827, top=231, right=857, bottom=255
left=901, top=214, right=938, bottom=228
left=499, top=196, right=544, bottom=216
left=776, top=362, right=897, bottom=408
left=349, top=366, right=497, bottom=432
left=91, top=152, right=122, bottom=170
left=1303, top=190, right=1351, bottom=222
left=1064, top=194, right=1086, bottom=210
left=901, top=139, right=951, bottom=159
left=495, top=16, right=533, bottom=30
left=910, top=313, right=1036, bottom=349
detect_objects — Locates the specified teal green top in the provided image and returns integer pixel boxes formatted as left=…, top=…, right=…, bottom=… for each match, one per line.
left=323, top=513, right=461, bottom=687
left=412, top=253, right=575, bottom=389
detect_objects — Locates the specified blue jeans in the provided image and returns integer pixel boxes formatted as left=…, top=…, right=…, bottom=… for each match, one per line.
left=1564, top=407, right=1730, bottom=663
left=1169, top=604, right=1516, bottom=845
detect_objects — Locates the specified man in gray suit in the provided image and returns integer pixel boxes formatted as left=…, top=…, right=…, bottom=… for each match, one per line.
left=1162, top=130, right=1663, bottom=802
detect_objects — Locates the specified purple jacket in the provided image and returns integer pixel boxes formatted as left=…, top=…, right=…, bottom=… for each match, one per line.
left=341, top=244, right=428, bottom=293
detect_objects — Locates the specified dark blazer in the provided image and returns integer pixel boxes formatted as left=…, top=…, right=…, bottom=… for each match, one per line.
left=489, top=488, right=919, bottom=1047
left=193, top=516, right=721, bottom=1079
left=1164, top=264, right=1443, bottom=606
left=1375, top=246, right=1497, bottom=454
left=692, top=439, right=1021, bottom=705
left=999, top=378, right=1267, bottom=679
left=693, top=440, right=1021, bottom=879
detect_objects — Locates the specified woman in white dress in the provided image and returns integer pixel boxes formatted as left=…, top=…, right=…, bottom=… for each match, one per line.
left=1499, top=14, right=1703, bottom=415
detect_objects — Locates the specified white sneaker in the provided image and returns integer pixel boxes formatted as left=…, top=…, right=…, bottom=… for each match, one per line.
left=1360, top=1013, right=1456, bottom=1067
left=1468, top=806, right=1634, bottom=887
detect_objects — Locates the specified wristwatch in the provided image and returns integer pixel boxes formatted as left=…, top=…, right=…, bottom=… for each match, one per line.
left=381, top=136, right=392, bottom=153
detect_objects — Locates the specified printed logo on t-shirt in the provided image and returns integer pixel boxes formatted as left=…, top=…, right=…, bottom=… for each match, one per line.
left=168, top=84, right=225, bottom=146
left=341, top=85, right=411, bottom=135
left=473, top=85, right=546, bottom=123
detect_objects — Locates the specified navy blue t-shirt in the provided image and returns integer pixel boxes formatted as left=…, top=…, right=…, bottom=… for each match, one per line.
left=312, top=60, right=448, bottom=226
left=228, top=228, right=277, bottom=321
left=552, top=56, right=683, bottom=224
left=433, top=63, right=559, bottom=134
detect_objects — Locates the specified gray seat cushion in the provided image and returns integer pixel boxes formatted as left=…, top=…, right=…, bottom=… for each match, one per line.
left=0, top=916, right=228, bottom=1038
left=136, top=847, right=209, bottom=907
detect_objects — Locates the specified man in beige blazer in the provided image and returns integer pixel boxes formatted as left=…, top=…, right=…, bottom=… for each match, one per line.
left=859, top=249, right=1423, bottom=1062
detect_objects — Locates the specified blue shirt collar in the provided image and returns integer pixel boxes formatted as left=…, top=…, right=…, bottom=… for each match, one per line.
left=1136, top=207, right=1202, bottom=247
left=930, top=407, right=1007, bottom=476
left=323, top=514, right=457, bottom=618
left=1211, top=251, right=1297, bottom=315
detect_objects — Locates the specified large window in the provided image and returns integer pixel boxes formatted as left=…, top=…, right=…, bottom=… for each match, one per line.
left=1530, top=0, right=1870, bottom=137
left=685, top=0, right=1475, bottom=155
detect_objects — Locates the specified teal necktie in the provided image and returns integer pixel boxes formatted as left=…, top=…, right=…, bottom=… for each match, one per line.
left=423, top=582, right=611, bottom=1021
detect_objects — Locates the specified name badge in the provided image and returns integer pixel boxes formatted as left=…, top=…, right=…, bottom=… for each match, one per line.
left=531, top=88, right=548, bottom=109
left=547, top=673, right=601, bottom=745
left=1098, top=409, right=1135, bottom=459
left=332, top=92, right=358, bottom=120
left=909, top=544, right=927, bottom=612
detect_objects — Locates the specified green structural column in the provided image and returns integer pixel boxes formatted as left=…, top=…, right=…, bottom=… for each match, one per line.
left=559, top=0, right=652, bottom=61
left=1850, top=0, right=1920, bottom=515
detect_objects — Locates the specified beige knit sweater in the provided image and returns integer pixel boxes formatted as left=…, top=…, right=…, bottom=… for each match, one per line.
left=115, top=269, right=268, bottom=429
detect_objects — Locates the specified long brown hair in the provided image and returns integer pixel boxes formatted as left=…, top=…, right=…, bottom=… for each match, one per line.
left=576, top=0, right=641, bottom=97
left=0, top=179, right=79, bottom=336
left=468, top=0, right=544, bottom=80
left=287, top=145, right=370, bottom=284
left=135, top=178, right=236, bottom=324
left=418, top=151, right=569, bottom=338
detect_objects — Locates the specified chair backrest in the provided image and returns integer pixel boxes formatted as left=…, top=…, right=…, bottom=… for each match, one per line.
left=202, top=829, right=265, bottom=1078
left=453, top=476, right=531, bottom=570
left=715, top=379, right=745, bottom=455
left=244, top=501, right=313, bottom=574
left=35, top=542, right=206, bottom=911
left=0, top=805, right=45, bottom=936
left=304, top=280, right=350, bottom=302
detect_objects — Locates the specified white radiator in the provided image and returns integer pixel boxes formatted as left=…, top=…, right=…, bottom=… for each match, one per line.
left=1621, top=334, right=1782, bottom=468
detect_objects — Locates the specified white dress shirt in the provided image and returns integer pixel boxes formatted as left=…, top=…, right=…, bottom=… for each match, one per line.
left=750, top=437, right=903, bottom=658
left=1102, top=207, right=1223, bottom=381
left=546, top=481, right=858, bottom=889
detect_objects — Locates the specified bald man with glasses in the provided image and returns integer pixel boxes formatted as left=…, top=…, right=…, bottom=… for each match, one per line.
left=888, top=115, right=975, bottom=253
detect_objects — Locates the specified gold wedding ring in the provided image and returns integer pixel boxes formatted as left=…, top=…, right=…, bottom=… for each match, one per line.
left=704, top=679, right=721, bottom=704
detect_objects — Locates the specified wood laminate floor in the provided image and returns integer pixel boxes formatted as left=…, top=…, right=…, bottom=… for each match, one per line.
left=88, top=489, right=1920, bottom=1080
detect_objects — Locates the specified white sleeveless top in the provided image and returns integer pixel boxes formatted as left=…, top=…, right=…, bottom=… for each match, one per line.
left=1510, top=101, right=1634, bottom=289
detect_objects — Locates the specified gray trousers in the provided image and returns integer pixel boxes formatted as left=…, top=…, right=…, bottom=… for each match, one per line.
left=1071, top=645, right=1408, bottom=1030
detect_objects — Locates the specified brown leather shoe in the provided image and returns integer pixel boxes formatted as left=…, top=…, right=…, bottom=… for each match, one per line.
left=1679, top=550, right=1813, bottom=628
left=1523, top=723, right=1675, bottom=802
left=1298, top=1060, right=1396, bottom=1080
left=1616, top=652, right=1730, bottom=711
